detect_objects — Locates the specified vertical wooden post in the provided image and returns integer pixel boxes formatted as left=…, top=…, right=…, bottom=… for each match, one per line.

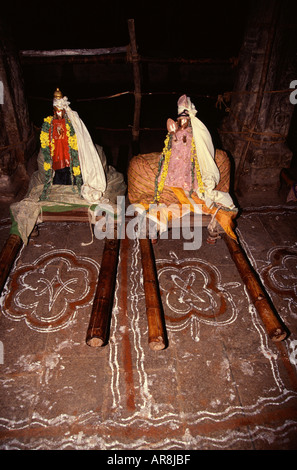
left=234, top=0, right=280, bottom=191
left=0, top=19, right=36, bottom=198
left=128, top=19, right=141, bottom=156
left=219, top=0, right=296, bottom=193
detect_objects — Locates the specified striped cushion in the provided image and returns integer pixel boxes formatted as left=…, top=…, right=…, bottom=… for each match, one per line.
left=127, top=149, right=231, bottom=205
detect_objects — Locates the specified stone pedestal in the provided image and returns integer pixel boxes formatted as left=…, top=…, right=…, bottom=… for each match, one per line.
left=219, top=0, right=297, bottom=194
left=0, top=20, right=36, bottom=201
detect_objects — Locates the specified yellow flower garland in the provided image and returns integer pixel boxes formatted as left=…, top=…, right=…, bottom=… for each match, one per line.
left=191, top=137, right=204, bottom=194
left=50, top=138, right=55, bottom=157
left=155, top=133, right=204, bottom=202
left=40, top=130, right=50, bottom=149
left=72, top=166, right=81, bottom=176
left=155, top=134, right=172, bottom=202
left=66, top=123, right=78, bottom=150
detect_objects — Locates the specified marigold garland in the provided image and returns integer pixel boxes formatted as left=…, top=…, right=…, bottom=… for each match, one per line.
left=154, top=133, right=172, bottom=202
left=44, top=162, right=51, bottom=172
left=39, top=115, right=82, bottom=201
left=190, top=137, right=204, bottom=197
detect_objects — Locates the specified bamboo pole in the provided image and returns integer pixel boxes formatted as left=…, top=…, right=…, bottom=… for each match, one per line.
left=20, top=47, right=127, bottom=57
left=86, top=237, right=120, bottom=347
left=139, top=237, right=167, bottom=350
left=223, top=234, right=287, bottom=342
left=128, top=19, right=142, bottom=155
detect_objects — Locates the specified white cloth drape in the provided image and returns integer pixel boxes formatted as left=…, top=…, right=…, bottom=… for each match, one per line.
left=177, top=95, right=235, bottom=209
left=53, top=96, right=107, bottom=204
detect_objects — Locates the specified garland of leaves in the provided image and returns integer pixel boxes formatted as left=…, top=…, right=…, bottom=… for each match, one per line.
left=153, top=132, right=204, bottom=202
left=39, top=115, right=83, bottom=201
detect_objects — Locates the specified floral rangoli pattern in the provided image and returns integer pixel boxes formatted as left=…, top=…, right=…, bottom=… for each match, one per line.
left=156, top=251, right=239, bottom=341
left=260, top=247, right=297, bottom=317
left=1, top=249, right=99, bottom=332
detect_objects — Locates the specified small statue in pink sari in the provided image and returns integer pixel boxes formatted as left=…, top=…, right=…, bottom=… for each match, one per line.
left=127, top=94, right=238, bottom=241
left=155, top=95, right=204, bottom=202
left=162, top=112, right=197, bottom=193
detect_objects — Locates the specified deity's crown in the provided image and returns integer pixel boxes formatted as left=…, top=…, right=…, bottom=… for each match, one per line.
left=54, top=88, right=63, bottom=100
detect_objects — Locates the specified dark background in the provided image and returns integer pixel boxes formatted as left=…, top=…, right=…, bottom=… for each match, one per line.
left=4, top=0, right=249, bottom=56
left=2, top=0, right=257, bottom=167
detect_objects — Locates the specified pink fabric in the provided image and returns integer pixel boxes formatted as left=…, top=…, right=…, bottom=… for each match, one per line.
left=160, top=127, right=197, bottom=192
left=177, top=94, right=188, bottom=110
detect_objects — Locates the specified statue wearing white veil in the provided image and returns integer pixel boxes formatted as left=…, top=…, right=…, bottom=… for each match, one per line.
left=9, top=88, right=126, bottom=244
left=128, top=94, right=238, bottom=240
left=40, top=88, right=107, bottom=204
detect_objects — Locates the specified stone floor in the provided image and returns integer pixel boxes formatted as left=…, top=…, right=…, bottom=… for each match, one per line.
left=0, top=184, right=297, bottom=452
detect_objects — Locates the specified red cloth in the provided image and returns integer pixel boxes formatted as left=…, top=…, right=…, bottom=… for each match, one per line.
left=49, top=119, right=70, bottom=170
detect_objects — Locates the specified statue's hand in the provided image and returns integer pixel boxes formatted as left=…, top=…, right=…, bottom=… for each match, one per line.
left=167, top=118, right=178, bottom=134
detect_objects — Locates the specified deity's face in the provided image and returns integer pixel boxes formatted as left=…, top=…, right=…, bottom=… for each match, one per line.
left=54, top=107, right=66, bottom=119
left=177, top=116, right=190, bottom=129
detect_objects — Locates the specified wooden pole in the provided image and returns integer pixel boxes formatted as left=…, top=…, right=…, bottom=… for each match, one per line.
left=0, top=234, right=23, bottom=294
left=139, top=237, right=167, bottom=350
left=86, top=237, right=120, bottom=347
left=128, top=19, right=141, bottom=156
left=223, top=234, right=287, bottom=342
left=20, top=47, right=127, bottom=57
